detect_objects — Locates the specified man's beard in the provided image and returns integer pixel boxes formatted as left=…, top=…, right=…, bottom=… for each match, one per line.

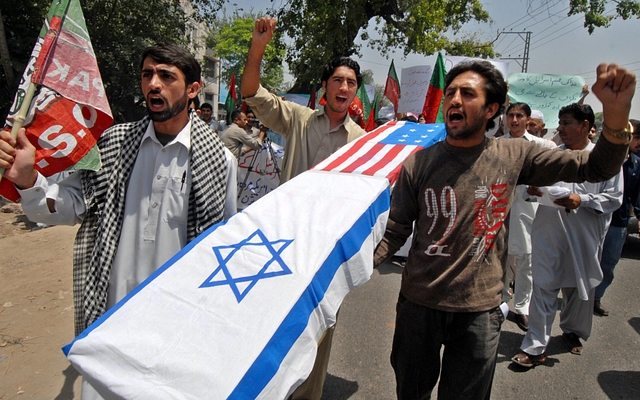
left=445, top=106, right=487, bottom=140
left=147, top=92, right=188, bottom=122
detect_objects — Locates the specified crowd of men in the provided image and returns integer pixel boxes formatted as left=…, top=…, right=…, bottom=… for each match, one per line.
left=0, top=14, right=638, bottom=400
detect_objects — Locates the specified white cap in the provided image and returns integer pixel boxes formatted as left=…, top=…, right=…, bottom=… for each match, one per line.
left=530, top=110, right=545, bottom=123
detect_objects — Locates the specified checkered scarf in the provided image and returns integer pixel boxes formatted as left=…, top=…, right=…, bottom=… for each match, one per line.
left=72, top=111, right=227, bottom=335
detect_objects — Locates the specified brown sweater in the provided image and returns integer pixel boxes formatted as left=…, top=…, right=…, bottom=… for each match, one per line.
left=374, top=135, right=628, bottom=312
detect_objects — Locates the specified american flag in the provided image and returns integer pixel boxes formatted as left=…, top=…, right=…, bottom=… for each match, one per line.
left=312, top=121, right=446, bottom=185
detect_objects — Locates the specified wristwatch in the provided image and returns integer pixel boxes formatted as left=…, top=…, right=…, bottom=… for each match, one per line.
left=601, top=121, right=634, bottom=141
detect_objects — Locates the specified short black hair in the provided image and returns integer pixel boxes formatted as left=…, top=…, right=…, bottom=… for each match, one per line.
left=631, top=119, right=640, bottom=135
left=321, top=56, right=363, bottom=88
left=140, top=43, right=201, bottom=85
left=231, top=109, right=244, bottom=122
left=401, top=115, right=418, bottom=123
left=506, top=102, right=531, bottom=117
left=444, top=61, right=508, bottom=131
left=200, top=102, right=213, bottom=111
left=558, top=103, right=595, bottom=128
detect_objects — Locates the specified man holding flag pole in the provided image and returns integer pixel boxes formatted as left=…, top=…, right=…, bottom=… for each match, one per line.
left=0, top=8, right=238, bottom=396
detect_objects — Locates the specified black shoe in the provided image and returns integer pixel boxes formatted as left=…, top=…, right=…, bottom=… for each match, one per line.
left=515, top=313, right=529, bottom=331
left=594, top=300, right=609, bottom=316
left=562, top=332, right=583, bottom=355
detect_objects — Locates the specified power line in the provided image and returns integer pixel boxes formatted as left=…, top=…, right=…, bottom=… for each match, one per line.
left=575, top=60, right=640, bottom=77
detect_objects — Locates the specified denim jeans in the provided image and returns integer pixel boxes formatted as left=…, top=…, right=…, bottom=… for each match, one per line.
left=390, top=294, right=504, bottom=400
left=595, top=225, right=628, bottom=300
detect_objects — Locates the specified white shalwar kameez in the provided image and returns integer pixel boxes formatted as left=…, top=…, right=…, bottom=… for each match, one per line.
left=499, top=132, right=556, bottom=315
left=520, top=142, right=623, bottom=356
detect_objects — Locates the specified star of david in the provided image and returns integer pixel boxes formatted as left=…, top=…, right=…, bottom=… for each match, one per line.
left=200, top=229, right=293, bottom=302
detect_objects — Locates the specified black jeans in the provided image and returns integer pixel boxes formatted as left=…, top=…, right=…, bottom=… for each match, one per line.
left=390, top=294, right=504, bottom=400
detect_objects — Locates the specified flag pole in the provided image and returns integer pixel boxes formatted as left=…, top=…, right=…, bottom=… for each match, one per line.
left=0, top=81, right=37, bottom=183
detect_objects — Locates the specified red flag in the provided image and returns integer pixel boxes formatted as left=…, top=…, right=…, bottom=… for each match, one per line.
left=348, top=84, right=370, bottom=128
left=224, top=74, right=236, bottom=124
left=1, top=0, right=113, bottom=202
left=307, top=85, right=316, bottom=110
left=422, top=53, right=446, bottom=123
left=384, top=60, right=400, bottom=114
left=364, top=92, right=379, bottom=132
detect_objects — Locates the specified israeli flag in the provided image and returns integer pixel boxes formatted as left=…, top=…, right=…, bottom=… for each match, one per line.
left=63, top=171, right=390, bottom=399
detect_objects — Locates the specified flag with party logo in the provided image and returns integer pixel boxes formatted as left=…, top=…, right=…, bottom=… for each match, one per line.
left=0, top=0, right=113, bottom=202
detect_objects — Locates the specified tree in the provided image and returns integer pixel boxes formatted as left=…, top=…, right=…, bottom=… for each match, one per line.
left=1, top=0, right=226, bottom=123
left=276, top=0, right=495, bottom=92
left=275, top=0, right=639, bottom=92
left=207, top=12, right=286, bottom=93
left=563, top=0, right=639, bottom=34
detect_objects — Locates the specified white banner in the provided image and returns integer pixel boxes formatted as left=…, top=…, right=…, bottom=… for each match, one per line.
left=397, top=65, right=433, bottom=114
left=237, top=141, right=284, bottom=209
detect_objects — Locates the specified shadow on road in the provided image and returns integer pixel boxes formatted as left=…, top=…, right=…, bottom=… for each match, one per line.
left=378, top=258, right=404, bottom=275
left=54, top=365, right=80, bottom=400
left=598, top=370, right=640, bottom=398
left=629, top=317, right=640, bottom=336
left=622, top=235, right=640, bottom=260
left=320, top=373, right=359, bottom=400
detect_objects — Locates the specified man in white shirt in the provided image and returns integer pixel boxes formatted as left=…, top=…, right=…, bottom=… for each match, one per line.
left=0, top=43, right=237, bottom=399
left=499, top=102, right=556, bottom=332
left=199, top=102, right=219, bottom=133
left=527, top=109, right=547, bottom=137
left=513, top=103, right=623, bottom=368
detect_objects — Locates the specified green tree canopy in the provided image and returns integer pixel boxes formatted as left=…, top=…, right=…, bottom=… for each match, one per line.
left=276, top=0, right=495, bottom=92
left=207, top=12, right=286, bottom=93
left=564, top=0, right=640, bottom=33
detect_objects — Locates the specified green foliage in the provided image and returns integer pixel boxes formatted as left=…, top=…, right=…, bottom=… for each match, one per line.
left=0, top=2, right=48, bottom=122
left=82, top=0, right=192, bottom=122
left=207, top=12, right=286, bottom=93
left=567, top=0, right=640, bottom=33
left=276, top=0, right=493, bottom=92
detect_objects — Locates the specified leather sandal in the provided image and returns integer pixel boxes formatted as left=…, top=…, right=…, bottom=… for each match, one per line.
left=511, top=352, right=547, bottom=368
left=562, top=332, right=583, bottom=355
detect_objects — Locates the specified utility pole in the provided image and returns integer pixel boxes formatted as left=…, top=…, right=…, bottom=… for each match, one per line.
left=497, top=31, right=531, bottom=73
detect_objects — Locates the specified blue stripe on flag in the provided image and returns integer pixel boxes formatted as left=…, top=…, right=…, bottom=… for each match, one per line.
left=229, top=186, right=390, bottom=399
left=62, top=219, right=230, bottom=356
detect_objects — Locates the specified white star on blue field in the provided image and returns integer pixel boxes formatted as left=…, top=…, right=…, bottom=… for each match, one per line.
left=200, top=230, right=294, bottom=302
left=379, top=123, right=445, bottom=147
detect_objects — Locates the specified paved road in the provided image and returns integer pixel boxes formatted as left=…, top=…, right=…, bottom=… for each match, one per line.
left=323, top=237, right=640, bottom=399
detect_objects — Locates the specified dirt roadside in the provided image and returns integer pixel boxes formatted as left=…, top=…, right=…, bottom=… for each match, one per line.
left=0, top=198, right=81, bottom=399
